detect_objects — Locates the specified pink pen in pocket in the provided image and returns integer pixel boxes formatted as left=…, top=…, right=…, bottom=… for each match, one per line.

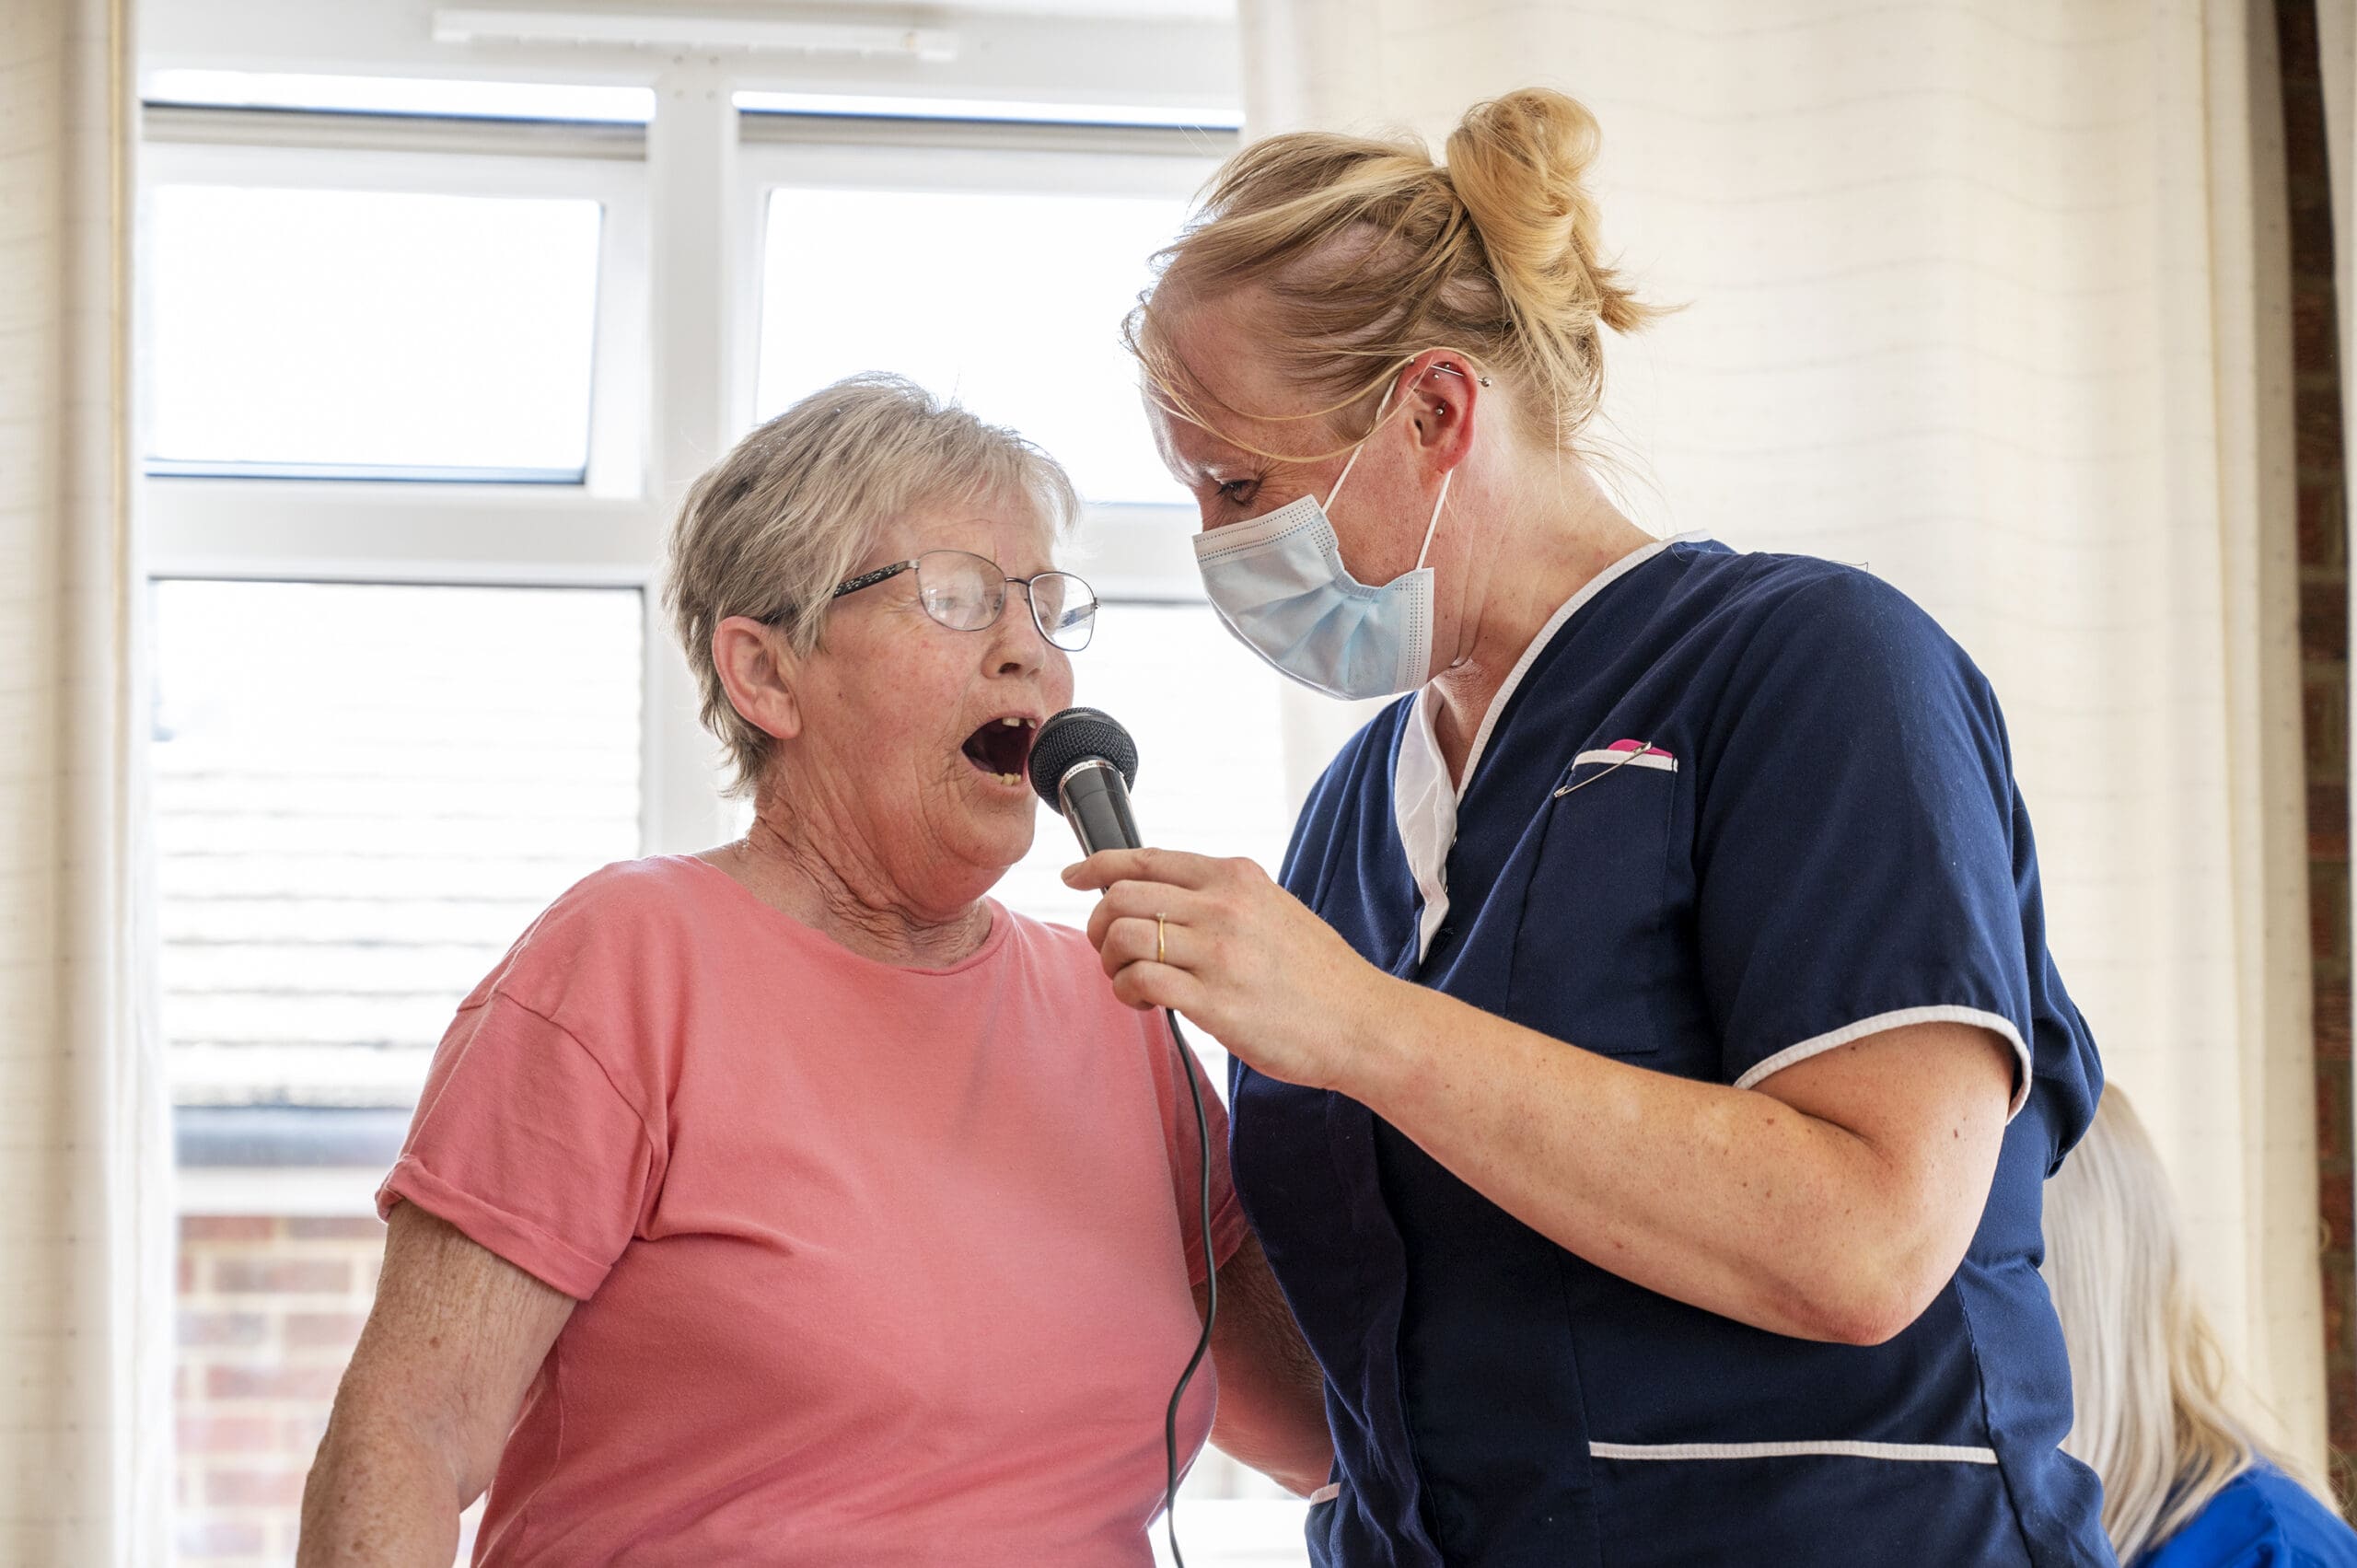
left=1555, top=739, right=1678, bottom=798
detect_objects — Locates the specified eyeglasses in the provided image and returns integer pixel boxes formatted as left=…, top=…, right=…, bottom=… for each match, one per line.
left=819, top=549, right=1098, bottom=653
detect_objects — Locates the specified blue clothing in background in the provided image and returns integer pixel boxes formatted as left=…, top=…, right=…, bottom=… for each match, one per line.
left=2138, top=1466, right=2357, bottom=1568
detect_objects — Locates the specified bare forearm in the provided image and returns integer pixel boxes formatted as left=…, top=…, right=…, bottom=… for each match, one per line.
left=1201, top=1236, right=1333, bottom=1493
left=1348, top=981, right=1992, bottom=1343
left=297, top=1205, right=570, bottom=1567
left=1062, top=849, right=2008, bottom=1346
left=296, top=1407, right=464, bottom=1568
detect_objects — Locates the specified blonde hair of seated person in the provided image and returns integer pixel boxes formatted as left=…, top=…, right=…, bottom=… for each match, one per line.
left=2043, top=1086, right=2337, bottom=1560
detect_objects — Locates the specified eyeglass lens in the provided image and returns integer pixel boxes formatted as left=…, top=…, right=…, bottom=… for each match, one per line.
left=913, top=552, right=1096, bottom=651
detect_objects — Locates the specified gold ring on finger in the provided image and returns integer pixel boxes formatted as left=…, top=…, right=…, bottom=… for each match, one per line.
left=1155, top=912, right=1167, bottom=966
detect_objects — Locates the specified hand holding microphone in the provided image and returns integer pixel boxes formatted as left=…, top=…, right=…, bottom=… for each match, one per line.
left=1032, top=709, right=1399, bottom=1099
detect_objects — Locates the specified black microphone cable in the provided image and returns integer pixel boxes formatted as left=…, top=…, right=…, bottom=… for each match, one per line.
left=1160, top=1006, right=1215, bottom=1568
left=1023, top=707, right=1213, bottom=1563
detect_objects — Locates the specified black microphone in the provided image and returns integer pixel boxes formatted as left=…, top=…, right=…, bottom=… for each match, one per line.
left=1024, top=705, right=1212, bottom=1568
left=1026, top=706, right=1142, bottom=854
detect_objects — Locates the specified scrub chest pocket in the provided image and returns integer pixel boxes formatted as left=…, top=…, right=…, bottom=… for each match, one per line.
left=1506, top=747, right=1688, bottom=1062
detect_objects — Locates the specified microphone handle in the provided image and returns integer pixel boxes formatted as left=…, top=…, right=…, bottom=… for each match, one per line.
left=1057, top=759, right=1143, bottom=855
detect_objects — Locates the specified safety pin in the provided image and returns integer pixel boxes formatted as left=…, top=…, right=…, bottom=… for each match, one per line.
left=1555, top=744, right=1656, bottom=798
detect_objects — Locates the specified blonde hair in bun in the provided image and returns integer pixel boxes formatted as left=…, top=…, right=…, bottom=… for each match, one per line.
left=1127, top=87, right=1659, bottom=460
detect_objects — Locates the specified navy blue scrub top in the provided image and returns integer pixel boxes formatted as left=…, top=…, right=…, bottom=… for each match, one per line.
left=1237, top=539, right=2113, bottom=1567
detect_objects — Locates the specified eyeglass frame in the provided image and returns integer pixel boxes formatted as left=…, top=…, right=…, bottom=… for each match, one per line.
left=772, top=548, right=1098, bottom=652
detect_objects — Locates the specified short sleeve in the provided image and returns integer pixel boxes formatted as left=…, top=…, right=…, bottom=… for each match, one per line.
left=377, top=991, right=661, bottom=1300
left=1693, top=572, right=2036, bottom=1115
left=1152, top=1022, right=1248, bottom=1286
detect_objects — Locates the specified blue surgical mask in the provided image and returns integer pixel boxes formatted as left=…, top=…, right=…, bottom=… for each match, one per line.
left=1193, top=435, right=1453, bottom=702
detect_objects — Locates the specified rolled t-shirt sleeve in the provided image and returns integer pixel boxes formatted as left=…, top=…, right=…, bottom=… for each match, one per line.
left=1693, top=572, right=2036, bottom=1114
left=378, top=990, right=661, bottom=1300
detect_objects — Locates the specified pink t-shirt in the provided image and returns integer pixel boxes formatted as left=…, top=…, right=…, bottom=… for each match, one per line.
left=377, top=854, right=1246, bottom=1566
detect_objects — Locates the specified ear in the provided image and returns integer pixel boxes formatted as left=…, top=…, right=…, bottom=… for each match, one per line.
left=712, top=615, right=805, bottom=746
left=1398, top=351, right=1482, bottom=479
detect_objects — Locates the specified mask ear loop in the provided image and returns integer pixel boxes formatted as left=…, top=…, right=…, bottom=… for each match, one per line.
left=1329, top=363, right=1465, bottom=563
left=1411, top=359, right=1470, bottom=571
left=1413, top=470, right=1453, bottom=572
left=1320, top=383, right=1391, bottom=515
left=1322, top=438, right=1370, bottom=513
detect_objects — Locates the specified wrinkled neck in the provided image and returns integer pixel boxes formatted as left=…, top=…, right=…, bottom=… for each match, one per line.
left=730, top=789, right=993, bottom=969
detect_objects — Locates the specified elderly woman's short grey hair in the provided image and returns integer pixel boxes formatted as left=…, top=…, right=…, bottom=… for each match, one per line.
left=664, top=373, right=1082, bottom=796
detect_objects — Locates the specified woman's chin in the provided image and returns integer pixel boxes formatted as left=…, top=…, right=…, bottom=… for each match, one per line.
left=980, top=819, right=1039, bottom=883
left=941, top=796, right=1039, bottom=892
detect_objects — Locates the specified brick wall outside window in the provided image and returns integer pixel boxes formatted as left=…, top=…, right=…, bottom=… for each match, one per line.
left=176, top=1213, right=492, bottom=1566
left=179, top=1214, right=383, bottom=1564
left=173, top=1211, right=1271, bottom=1562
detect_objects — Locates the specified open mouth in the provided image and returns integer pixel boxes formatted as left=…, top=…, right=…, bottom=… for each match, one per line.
left=960, top=714, right=1039, bottom=786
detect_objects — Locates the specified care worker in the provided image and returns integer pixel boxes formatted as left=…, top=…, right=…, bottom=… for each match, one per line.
left=1066, top=88, right=2114, bottom=1566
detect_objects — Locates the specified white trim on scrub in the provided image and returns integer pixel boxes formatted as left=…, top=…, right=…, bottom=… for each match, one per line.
left=1732, top=1005, right=2034, bottom=1122
left=1589, top=1441, right=1999, bottom=1464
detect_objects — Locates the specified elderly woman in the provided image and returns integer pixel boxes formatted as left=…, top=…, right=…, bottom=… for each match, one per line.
left=296, top=374, right=1331, bottom=1566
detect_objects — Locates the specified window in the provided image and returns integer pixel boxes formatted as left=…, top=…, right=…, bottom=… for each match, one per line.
left=139, top=132, right=649, bottom=505
left=154, top=581, right=644, bottom=1113
left=755, top=185, right=1191, bottom=504
left=147, top=69, right=655, bottom=122
left=740, top=122, right=1215, bottom=507
left=735, top=88, right=1242, bottom=130
left=146, top=112, right=665, bottom=1567
left=148, top=187, right=605, bottom=480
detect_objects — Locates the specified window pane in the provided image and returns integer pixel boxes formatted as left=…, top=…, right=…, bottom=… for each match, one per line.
left=145, top=69, right=654, bottom=122
left=153, top=581, right=643, bottom=1109
left=735, top=90, right=1240, bottom=129
left=147, top=187, right=602, bottom=479
left=756, top=187, right=1190, bottom=505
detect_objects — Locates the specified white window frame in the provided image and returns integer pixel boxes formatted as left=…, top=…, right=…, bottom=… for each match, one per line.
left=143, top=117, right=655, bottom=534
left=144, top=103, right=1233, bottom=892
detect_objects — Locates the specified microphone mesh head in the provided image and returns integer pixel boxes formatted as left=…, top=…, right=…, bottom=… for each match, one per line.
left=1027, top=707, right=1139, bottom=807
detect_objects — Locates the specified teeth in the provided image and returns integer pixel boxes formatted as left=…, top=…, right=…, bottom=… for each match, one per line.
left=998, top=772, right=1020, bottom=786
left=1002, top=716, right=1023, bottom=726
